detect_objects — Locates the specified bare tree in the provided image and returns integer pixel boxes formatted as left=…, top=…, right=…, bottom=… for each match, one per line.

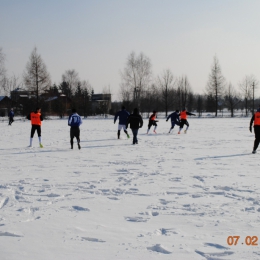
left=5, top=74, right=20, bottom=96
left=102, top=85, right=111, bottom=95
left=196, top=94, right=204, bottom=117
left=225, top=83, right=241, bottom=117
left=250, top=77, right=258, bottom=115
left=81, top=80, right=92, bottom=95
left=120, top=52, right=152, bottom=108
left=206, top=56, right=225, bottom=116
left=157, top=69, right=175, bottom=117
left=176, top=75, right=192, bottom=109
left=119, top=83, right=132, bottom=103
left=239, top=75, right=257, bottom=116
left=24, top=47, right=51, bottom=105
left=61, top=69, right=80, bottom=98
left=0, top=48, right=7, bottom=95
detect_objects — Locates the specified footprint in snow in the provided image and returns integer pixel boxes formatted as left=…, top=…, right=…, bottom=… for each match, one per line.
left=46, top=193, right=60, bottom=197
left=125, top=216, right=149, bottom=222
left=0, top=197, right=9, bottom=209
left=81, top=237, right=105, bottom=242
left=107, top=197, right=120, bottom=200
left=147, top=244, right=172, bottom=254
left=204, top=243, right=229, bottom=250
left=72, top=206, right=90, bottom=211
left=195, top=250, right=234, bottom=258
left=0, top=231, right=23, bottom=237
left=139, top=211, right=159, bottom=216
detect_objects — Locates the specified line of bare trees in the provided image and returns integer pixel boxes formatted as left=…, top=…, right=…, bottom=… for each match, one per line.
left=0, top=47, right=97, bottom=115
left=1, top=47, right=259, bottom=117
left=119, top=52, right=259, bottom=117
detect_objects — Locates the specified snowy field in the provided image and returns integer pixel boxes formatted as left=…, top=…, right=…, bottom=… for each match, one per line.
left=0, top=117, right=260, bottom=260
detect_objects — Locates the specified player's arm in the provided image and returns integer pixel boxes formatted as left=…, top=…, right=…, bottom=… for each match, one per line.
left=250, top=115, right=255, bottom=132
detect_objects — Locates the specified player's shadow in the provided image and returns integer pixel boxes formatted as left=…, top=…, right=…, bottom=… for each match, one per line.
left=82, top=138, right=124, bottom=142
left=195, top=153, right=252, bottom=160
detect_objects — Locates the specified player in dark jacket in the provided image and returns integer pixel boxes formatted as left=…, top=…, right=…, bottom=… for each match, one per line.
left=114, top=106, right=130, bottom=139
left=166, top=110, right=180, bottom=133
left=68, top=108, right=82, bottom=149
left=250, top=106, right=260, bottom=153
left=126, top=108, right=143, bottom=145
left=8, top=108, right=14, bottom=125
left=178, top=108, right=196, bottom=134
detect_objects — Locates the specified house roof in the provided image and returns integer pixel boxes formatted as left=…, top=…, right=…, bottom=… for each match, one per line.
left=12, top=88, right=28, bottom=92
left=45, top=96, right=58, bottom=102
left=0, top=96, right=10, bottom=102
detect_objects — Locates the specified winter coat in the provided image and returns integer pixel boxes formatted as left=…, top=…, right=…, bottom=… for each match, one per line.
left=166, top=112, right=180, bottom=123
left=68, top=113, right=82, bottom=127
left=9, top=110, right=14, bottom=118
left=114, top=109, right=130, bottom=125
left=126, top=112, right=143, bottom=129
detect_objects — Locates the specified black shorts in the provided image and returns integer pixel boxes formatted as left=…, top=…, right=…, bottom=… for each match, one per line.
left=180, top=119, right=189, bottom=128
left=31, top=125, right=41, bottom=137
left=254, top=125, right=260, bottom=139
left=70, top=127, right=80, bottom=140
left=148, top=120, right=157, bottom=129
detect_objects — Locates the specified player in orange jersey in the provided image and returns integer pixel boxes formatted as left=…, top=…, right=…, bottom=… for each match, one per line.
left=27, top=107, right=44, bottom=147
left=147, top=111, right=158, bottom=134
left=250, top=105, right=260, bottom=153
left=178, top=108, right=196, bottom=134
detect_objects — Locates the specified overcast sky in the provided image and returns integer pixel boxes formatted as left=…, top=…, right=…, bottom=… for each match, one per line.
left=1, top=0, right=260, bottom=101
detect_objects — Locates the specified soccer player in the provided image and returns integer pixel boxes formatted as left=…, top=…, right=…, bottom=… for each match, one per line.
left=27, top=107, right=43, bottom=147
left=147, top=111, right=158, bottom=134
left=114, top=106, right=130, bottom=139
left=126, top=108, right=143, bottom=145
left=68, top=108, right=82, bottom=149
left=178, top=108, right=196, bottom=134
left=166, top=110, right=180, bottom=133
left=8, top=108, right=14, bottom=125
left=250, top=105, right=260, bottom=154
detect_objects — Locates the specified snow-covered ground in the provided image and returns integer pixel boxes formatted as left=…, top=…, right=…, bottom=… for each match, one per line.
left=0, top=117, right=260, bottom=260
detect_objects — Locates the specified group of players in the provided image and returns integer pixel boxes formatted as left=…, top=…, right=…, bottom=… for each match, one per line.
left=26, top=106, right=197, bottom=148
left=14, top=104, right=260, bottom=152
left=114, top=106, right=196, bottom=144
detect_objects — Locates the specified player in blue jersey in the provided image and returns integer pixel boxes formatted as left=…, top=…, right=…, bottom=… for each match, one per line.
left=68, top=108, right=82, bottom=149
left=114, top=106, right=130, bottom=139
left=8, top=108, right=14, bottom=125
left=166, top=110, right=180, bottom=133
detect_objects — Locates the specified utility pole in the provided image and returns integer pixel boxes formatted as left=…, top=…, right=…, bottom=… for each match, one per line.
left=252, top=82, right=255, bottom=116
left=133, top=87, right=140, bottom=108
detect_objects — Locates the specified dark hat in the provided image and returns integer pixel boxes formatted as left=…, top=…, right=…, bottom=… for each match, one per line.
left=121, top=106, right=125, bottom=110
left=175, top=109, right=179, bottom=113
left=72, top=108, right=76, bottom=113
left=133, top=108, right=139, bottom=113
left=153, top=110, right=156, bottom=113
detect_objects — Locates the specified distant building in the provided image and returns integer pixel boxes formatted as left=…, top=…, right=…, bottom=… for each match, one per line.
left=0, top=96, right=12, bottom=116
left=42, top=93, right=72, bottom=117
left=91, top=93, right=111, bottom=114
left=10, top=88, right=36, bottom=102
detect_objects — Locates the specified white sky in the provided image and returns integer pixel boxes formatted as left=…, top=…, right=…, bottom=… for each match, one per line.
left=1, top=0, right=260, bottom=100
